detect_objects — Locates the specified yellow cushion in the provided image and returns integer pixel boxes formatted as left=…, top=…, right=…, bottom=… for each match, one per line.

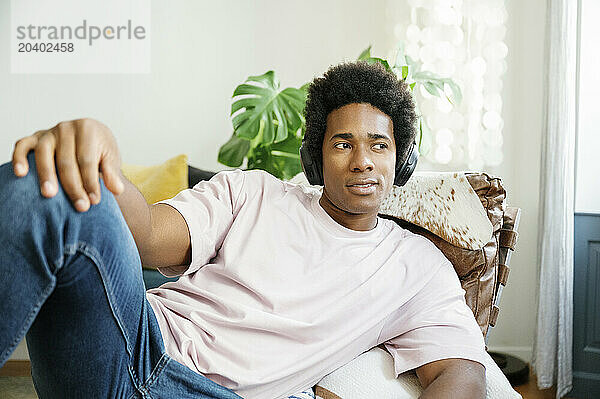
left=121, top=154, right=188, bottom=204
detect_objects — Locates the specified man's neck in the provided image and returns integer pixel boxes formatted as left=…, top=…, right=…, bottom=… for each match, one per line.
left=318, top=193, right=378, bottom=231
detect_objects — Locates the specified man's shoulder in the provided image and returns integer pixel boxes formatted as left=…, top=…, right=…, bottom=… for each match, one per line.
left=387, top=223, right=436, bottom=248
left=217, top=169, right=317, bottom=210
left=238, top=169, right=318, bottom=195
left=389, top=226, right=451, bottom=271
left=208, top=169, right=285, bottom=192
left=228, top=169, right=287, bottom=186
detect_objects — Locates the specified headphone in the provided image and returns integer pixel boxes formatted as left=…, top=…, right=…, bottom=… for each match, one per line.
left=299, top=139, right=418, bottom=187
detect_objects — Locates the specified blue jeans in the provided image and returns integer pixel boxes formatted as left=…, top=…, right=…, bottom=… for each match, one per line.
left=0, top=153, right=242, bottom=399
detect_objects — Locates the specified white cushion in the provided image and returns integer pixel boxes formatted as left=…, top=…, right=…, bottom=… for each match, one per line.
left=314, top=347, right=522, bottom=399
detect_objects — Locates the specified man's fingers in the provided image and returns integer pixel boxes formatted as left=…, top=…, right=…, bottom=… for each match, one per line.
left=55, top=128, right=91, bottom=212
left=34, top=133, right=58, bottom=198
left=99, top=156, right=124, bottom=197
left=75, top=131, right=101, bottom=206
left=14, top=118, right=121, bottom=211
left=12, top=133, right=41, bottom=177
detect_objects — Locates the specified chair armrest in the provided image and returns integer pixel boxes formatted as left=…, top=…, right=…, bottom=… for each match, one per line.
left=487, top=207, right=522, bottom=335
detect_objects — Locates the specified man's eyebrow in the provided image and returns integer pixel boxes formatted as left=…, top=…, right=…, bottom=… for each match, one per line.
left=329, top=132, right=392, bottom=141
left=368, top=133, right=392, bottom=141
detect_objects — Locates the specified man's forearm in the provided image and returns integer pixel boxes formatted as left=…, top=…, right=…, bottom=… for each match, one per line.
left=419, top=365, right=485, bottom=399
left=110, top=172, right=153, bottom=257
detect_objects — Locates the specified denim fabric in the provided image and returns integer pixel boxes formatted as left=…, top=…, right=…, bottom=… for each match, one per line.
left=0, top=152, right=242, bottom=399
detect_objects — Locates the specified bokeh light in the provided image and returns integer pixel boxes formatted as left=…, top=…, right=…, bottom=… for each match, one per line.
left=400, top=0, right=507, bottom=168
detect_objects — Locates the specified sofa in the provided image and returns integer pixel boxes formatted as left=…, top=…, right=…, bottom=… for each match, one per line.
left=122, top=155, right=522, bottom=398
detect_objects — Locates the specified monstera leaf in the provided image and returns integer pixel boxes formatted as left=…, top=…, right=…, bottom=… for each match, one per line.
left=218, top=71, right=307, bottom=179
left=217, top=133, right=250, bottom=167
left=246, top=132, right=303, bottom=181
left=231, top=71, right=306, bottom=144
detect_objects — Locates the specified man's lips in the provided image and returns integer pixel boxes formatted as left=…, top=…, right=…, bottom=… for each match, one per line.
left=346, top=179, right=378, bottom=186
left=346, top=181, right=378, bottom=194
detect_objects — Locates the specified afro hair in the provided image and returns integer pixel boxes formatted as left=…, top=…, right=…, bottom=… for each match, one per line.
left=303, top=61, right=418, bottom=170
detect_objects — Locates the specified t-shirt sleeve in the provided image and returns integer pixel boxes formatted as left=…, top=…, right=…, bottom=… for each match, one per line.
left=382, top=260, right=487, bottom=376
left=153, top=169, right=246, bottom=277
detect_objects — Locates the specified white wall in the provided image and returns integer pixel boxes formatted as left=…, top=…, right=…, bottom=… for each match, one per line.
left=2, top=0, right=546, bottom=365
left=484, top=0, right=546, bottom=362
left=576, top=0, right=600, bottom=214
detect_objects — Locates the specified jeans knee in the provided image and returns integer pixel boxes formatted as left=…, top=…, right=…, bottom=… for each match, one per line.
left=0, top=153, right=137, bottom=278
left=0, top=156, right=51, bottom=213
left=0, top=152, right=120, bottom=227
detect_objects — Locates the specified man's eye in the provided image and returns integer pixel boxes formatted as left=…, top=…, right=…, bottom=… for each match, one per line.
left=374, top=143, right=388, bottom=150
left=334, top=143, right=351, bottom=149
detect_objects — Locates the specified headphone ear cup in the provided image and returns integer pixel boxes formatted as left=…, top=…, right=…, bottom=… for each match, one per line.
left=394, top=142, right=418, bottom=186
left=299, top=143, right=323, bottom=185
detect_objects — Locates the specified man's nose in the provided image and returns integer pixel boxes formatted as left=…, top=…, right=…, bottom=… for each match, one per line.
left=350, top=146, right=374, bottom=172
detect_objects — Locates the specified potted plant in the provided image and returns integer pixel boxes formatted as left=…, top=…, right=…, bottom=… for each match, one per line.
left=218, top=45, right=461, bottom=180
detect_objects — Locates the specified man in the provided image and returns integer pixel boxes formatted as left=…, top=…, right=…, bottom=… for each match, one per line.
left=0, top=61, right=486, bottom=398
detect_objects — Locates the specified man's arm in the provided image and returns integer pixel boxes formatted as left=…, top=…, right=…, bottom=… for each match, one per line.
left=113, top=172, right=191, bottom=269
left=416, top=358, right=485, bottom=398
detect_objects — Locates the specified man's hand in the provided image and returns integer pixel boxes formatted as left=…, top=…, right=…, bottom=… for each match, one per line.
left=11, top=118, right=191, bottom=268
left=416, top=358, right=485, bottom=398
left=12, top=118, right=124, bottom=212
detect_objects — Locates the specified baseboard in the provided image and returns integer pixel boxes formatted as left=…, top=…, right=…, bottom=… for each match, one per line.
left=0, top=360, right=31, bottom=376
left=488, top=345, right=533, bottom=364
left=8, top=339, right=29, bottom=361
left=486, top=346, right=532, bottom=363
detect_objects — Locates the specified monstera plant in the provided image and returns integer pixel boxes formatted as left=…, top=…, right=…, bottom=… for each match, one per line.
left=218, top=45, right=461, bottom=180
left=217, top=71, right=308, bottom=180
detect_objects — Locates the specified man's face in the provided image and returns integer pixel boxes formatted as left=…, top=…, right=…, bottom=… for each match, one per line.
left=321, top=102, right=396, bottom=216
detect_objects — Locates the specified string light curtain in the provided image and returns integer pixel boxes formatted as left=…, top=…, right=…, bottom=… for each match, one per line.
left=388, top=0, right=508, bottom=169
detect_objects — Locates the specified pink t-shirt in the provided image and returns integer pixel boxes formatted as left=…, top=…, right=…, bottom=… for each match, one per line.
left=145, top=169, right=486, bottom=399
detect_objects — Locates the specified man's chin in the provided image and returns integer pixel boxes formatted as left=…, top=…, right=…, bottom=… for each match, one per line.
left=322, top=189, right=382, bottom=216
left=342, top=200, right=381, bottom=215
